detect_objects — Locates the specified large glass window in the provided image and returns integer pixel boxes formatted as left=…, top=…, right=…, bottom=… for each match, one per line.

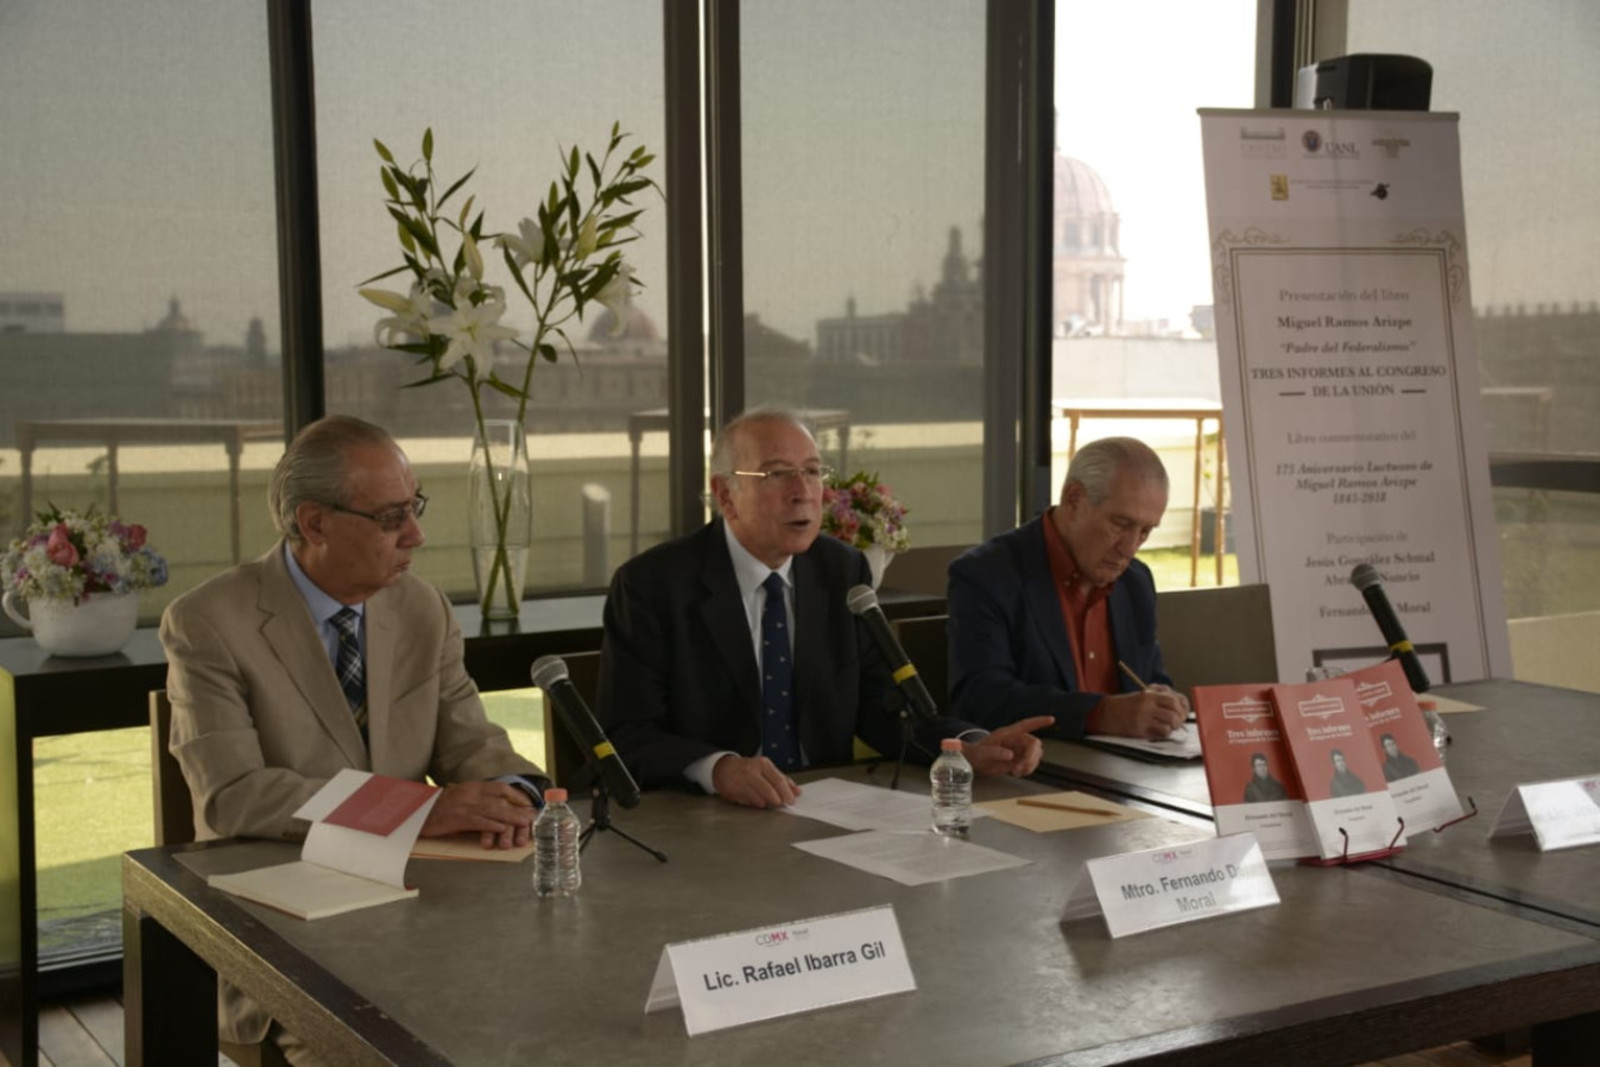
left=1345, top=1, right=1600, bottom=683
left=1051, top=1, right=1257, bottom=590
left=0, top=0, right=281, bottom=968
left=739, top=0, right=988, bottom=552
left=314, top=0, right=669, bottom=598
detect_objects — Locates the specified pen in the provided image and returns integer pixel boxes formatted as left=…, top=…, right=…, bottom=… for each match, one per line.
left=1017, top=797, right=1120, bottom=817
left=1117, top=660, right=1149, bottom=690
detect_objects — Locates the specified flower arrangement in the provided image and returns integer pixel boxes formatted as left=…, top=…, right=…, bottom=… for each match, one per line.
left=821, top=471, right=910, bottom=553
left=1, top=505, right=169, bottom=604
left=359, top=125, right=657, bottom=617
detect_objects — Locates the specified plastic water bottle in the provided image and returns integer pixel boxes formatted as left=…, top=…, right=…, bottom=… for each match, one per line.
left=1418, top=698, right=1449, bottom=764
left=930, top=738, right=974, bottom=837
left=532, top=788, right=581, bottom=897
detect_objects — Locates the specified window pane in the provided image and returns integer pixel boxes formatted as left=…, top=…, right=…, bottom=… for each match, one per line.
left=314, top=0, right=669, bottom=598
left=1053, top=1, right=1256, bottom=589
left=740, top=0, right=986, bottom=552
left=0, top=0, right=281, bottom=968
left=1346, top=2, right=1600, bottom=633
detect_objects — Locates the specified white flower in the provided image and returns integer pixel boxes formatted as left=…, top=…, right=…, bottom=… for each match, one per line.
left=463, top=233, right=485, bottom=280
left=369, top=282, right=434, bottom=347
left=595, top=261, right=635, bottom=335
left=495, top=218, right=548, bottom=268
left=428, top=292, right=519, bottom=370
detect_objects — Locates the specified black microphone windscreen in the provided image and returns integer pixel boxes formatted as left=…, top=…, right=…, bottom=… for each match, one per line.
left=529, top=654, right=569, bottom=689
left=846, top=584, right=879, bottom=616
left=1350, top=563, right=1381, bottom=590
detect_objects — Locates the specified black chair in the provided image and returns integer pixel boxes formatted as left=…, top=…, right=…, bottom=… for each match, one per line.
left=893, top=615, right=951, bottom=711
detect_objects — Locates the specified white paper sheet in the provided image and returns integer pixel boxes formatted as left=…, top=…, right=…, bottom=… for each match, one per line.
left=792, top=829, right=1029, bottom=886
left=780, top=777, right=990, bottom=833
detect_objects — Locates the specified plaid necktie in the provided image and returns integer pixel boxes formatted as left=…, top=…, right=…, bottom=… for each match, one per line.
left=331, top=607, right=368, bottom=734
left=760, top=573, right=800, bottom=770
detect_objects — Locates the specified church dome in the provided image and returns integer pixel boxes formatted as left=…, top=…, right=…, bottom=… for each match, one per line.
left=586, top=305, right=661, bottom=343
left=1053, top=154, right=1115, bottom=218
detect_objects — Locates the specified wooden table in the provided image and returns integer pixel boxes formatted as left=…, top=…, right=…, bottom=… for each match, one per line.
left=0, top=589, right=944, bottom=1067
left=1053, top=398, right=1225, bottom=587
left=121, top=766, right=1600, bottom=1065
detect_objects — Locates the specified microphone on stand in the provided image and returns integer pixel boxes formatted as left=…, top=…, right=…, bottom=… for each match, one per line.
left=846, top=584, right=940, bottom=721
left=1350, top=563, right=1431, bottom=693
left=529, top=655, right=641, bottom=808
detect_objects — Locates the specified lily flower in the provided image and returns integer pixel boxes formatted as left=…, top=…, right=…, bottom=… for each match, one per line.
left=371, top=282, right=435, bottom=347
left=428, top=293, right=519, bottom=371
left=495, top=217, right=548, bottom=268
left=463, top=233, right=485, bottom=280
left=595, top=260, right=635, bottom=335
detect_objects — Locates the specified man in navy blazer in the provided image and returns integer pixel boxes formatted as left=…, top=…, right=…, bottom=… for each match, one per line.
left=947, top=436, right=1190, bottom=740
left=598, top=407, right=1051, bottom=808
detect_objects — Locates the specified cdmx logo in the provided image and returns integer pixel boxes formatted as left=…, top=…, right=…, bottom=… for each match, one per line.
left=1151, top=849, right=1184, bottom=865
left=754, top=930, right=790, bottom=946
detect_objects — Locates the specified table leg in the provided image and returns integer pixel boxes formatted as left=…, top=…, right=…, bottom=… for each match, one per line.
left=1190, top=418, right=1203, bottom=588
left=122, top=905, right=218, bottom=1066
left=1531, top=1009, right=1600, bottom=1066
left=107, top=444, right=121, bottom=516
left=1214, top=423, right=1227, bottom=586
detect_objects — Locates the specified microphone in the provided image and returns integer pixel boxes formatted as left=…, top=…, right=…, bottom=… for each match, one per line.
left=529, top=655, right=641, bottom=808
left=846, top=584, right=940, bottom=721
left=1350, top=563, right=1431, bottom=693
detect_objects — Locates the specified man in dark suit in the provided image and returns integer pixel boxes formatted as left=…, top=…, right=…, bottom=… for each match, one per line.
left=946, top=436, right=1189, bottom=740
left=597, top=407, right=1050, bottom=809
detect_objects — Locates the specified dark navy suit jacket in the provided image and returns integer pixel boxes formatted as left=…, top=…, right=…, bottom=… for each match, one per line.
left=597, top=521, right=973, bottom=788
left=946, top=514, right=1171, bottom=738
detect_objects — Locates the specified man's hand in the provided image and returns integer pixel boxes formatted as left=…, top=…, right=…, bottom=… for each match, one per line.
left=712, top=754, right=802, bottom=809
left=1097, top=685, right=1190, bottom=739
left=963, top=715, right=1054, bottom=777
left=420, top=781, right=537, bottom=850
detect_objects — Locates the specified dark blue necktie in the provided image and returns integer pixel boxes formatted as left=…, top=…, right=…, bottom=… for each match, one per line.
left=331, top=607, right=368, bottom=735
left=760, top=573, right=800, bottom=770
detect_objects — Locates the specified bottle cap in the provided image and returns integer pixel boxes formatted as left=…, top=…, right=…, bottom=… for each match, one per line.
left=544, top=787, right=568, bottom=803
left=940, top=738, right=963, bottom=752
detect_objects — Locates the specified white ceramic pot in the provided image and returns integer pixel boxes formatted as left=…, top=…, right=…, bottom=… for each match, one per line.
left=861, top=544, right=894, bottom=590
left=1, top=589, right=140, bottom=657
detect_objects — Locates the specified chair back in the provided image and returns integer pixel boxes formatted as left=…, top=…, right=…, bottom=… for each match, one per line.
left=149, top=690, right=196, bottom=846
left=1154, top=583, right=1277, bottom=689
left=893, top=615, right=951, bottom=709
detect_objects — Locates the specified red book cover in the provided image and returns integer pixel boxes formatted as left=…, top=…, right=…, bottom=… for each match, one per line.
left=1344, top=659, right=1441, bottom=781
left=1269, top=679, right=1387, bottom=802
left=1194, top=684, right=1304, bottom=806
left=324, top=774, right=438, bottom=837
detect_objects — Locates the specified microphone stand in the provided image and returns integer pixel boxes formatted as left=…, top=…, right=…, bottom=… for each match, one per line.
left=578, top=778, right=668, bottom=863
left=866, top=687, right=919, bottom=792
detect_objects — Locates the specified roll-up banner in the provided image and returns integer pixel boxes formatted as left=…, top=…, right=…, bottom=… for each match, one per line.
left=1199, top=109, right=1511, bottom=686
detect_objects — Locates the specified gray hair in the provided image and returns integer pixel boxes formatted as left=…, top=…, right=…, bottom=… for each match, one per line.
left=269, top=415, right=398, bottom=541
left=1063, top=436, right=1168, bottom=505
left=708, top=406, right=816, bottom=479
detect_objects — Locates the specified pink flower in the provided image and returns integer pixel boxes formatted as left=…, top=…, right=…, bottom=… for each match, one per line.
left=46, top=524, right=79, bottom=568
left=124, top=523, right=148, bottom=549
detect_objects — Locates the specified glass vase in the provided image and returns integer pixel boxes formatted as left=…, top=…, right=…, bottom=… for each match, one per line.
left=468, top=418, right=532, bottom=620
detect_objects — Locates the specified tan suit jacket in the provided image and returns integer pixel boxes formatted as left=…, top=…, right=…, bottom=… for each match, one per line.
left=160, top=542, right=541, bottom=1041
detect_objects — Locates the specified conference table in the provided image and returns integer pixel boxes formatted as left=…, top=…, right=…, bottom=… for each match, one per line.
left=124, top=751, right=1600, bottom=1065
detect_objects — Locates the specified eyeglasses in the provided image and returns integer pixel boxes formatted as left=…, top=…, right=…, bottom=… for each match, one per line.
left=330, top=492, right=428, bottom=533
left=731, top=465, right=834, bottom=487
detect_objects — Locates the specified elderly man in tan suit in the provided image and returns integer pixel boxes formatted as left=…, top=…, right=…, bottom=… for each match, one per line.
left=161, top=414, right=546, bottom=1065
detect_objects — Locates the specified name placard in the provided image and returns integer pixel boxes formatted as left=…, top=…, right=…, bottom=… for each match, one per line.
left=1061, top=834, right=1279, bottom=939
left=644, top=905, right=915, bottom=1035
left=1489, top=775, right=1600, bottom=852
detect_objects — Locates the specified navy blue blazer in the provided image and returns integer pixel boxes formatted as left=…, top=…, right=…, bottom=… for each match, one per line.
left=946, top=514, right=1171, bottom=737
left=597, top=521, right=973, bottom=788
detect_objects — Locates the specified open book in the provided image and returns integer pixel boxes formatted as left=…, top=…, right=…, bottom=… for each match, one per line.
left=207, top=770, right=439, bottom=920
